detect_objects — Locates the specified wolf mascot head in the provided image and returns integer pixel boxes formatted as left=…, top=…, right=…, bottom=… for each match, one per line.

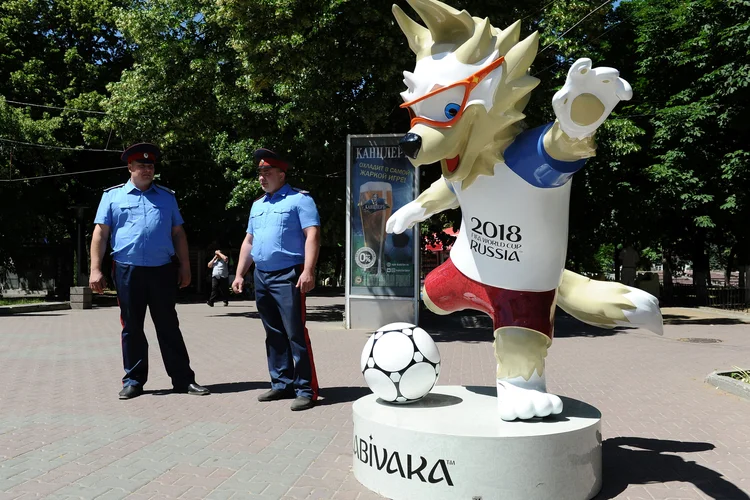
left=394, top=0, right=540, bottom=188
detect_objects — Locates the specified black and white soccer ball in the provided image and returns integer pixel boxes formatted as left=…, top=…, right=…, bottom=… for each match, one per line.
left=360, top=322, right=441, bottom=404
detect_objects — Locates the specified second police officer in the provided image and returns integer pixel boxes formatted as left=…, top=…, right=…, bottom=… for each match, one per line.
left=232, top=148, right=321, bottom=411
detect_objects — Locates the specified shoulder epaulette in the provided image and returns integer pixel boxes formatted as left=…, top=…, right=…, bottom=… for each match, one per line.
left=103, top=183, right=125, bottom=192
left=155, top=184, right=175, bottom=195
left=291, top=186, right=310, bottom=195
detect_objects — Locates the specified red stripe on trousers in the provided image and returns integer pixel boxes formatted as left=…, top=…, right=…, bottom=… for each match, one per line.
left=300, top=291, right=319, bottom=400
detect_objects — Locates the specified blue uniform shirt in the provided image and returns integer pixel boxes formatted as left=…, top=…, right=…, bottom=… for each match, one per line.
left=94, top=180, right=184, bottom=267
left=247, top=183, right=320, bottom=272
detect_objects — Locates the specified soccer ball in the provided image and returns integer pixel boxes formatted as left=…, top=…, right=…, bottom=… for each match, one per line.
left=360, top=322, right=441, bottom=404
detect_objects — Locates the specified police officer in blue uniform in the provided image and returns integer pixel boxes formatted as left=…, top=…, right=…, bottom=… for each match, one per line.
left=232, top=148, right=321, bottom=411
left=89, top=143, right=210, bottom=400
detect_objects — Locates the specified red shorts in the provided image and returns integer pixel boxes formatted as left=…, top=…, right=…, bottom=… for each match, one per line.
left=424, top=258, right=557, bottom=339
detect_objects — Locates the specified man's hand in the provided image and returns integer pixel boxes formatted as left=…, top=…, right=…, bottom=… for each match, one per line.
left=232, top=276, right=244, bottom=294
left=296, top=270, right=315, bottom=294
left=177, top=265, right=191, bottom=288
left=89, top=269, right=107, bottom=293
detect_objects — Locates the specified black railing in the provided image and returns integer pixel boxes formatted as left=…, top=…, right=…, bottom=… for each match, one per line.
left=664, top=283, right=748, bottom=310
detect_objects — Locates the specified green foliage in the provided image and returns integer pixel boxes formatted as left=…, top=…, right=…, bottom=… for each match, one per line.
left=0, top=0, right=132, bottom=279
left=1, top=0, right=749, bottom=288
left=613, top=0, right=750, bottom=275
left=731, top=366, right=750, bottom=384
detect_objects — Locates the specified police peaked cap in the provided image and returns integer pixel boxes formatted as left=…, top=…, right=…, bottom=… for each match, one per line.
left=121, top=143, right=161, bottom=164
left=253, top=148, right=291, bottom=172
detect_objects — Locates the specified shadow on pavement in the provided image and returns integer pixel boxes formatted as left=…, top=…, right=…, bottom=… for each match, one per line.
left=418, top=309, right=628, bottom=342
left=663, top=314, right=747, bottom=326
left=0, top=312, right=67, bottom=317
left=418, top=309, right=493, bottom=343
left=317, top=386, right=371, bottom=406
left=202, top=381, right=269, bottom=394
left=595, top=437, right=749, bottom=500
left=553, top=313, right=623, bottom=338
left=306, top=304, right=344, bottom=322
left=212, top=304, right=344, bottom=323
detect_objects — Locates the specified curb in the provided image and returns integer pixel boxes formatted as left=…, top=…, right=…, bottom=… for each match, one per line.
left=0, top=302, right=71, bottom=316
left=705, top=371, right=750, bottom=401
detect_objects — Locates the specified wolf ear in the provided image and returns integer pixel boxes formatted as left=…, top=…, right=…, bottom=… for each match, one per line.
left=405, top=0, right=474, bottom=45
left=393, top=4, right=431, bottom=55
left=504, top=31, right=539, bottom=82
left=454, top=17, right=494, bottom=64
left=495, top=20, right=522, bottom=56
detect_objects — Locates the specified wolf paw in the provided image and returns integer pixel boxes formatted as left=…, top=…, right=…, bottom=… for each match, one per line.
left=497, top=381, right=563, bottom=421
left=552, top=58, right=632, bottom=139
left=386, top=201, right=426, bottom=234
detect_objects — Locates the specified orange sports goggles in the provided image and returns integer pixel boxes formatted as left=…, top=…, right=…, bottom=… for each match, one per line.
left=400, top=56, right=505, bottom=128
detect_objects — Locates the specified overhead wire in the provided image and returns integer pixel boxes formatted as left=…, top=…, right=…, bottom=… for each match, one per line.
left=537, top=0, right=615, bottom=56
left=2, top=98, right=108, bottom=115
left=0, top=137, right=122, bottom=153
left=0, top=165, right=125, bottom=183
left=533, top=2, right=635, bottom=77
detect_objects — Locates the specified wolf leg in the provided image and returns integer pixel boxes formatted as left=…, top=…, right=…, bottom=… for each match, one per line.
left=421, top=257, right=494, bottom=317
left=557, top=269, right=663, bottom=335
left=494, top=326, right=563, bottom=421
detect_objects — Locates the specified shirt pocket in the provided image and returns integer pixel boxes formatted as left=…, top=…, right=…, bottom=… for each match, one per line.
left=118, top=203, right=143, bottom=224
left=272, top=208, right=295, bottom=253
left=250, top=209, right=267, bottom=231
left=271, top=208, right=292, bottom=229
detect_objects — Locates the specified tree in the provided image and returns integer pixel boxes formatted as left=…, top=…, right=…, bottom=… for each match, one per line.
left=0, top=0, right=132, bottom=290
left=607, top=0, right=750, bottom=298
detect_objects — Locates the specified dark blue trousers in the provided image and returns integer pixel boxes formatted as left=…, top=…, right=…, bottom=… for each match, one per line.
left=254, top=265, right=318, bottom=399
left=112, top=262, right=196, bottom=389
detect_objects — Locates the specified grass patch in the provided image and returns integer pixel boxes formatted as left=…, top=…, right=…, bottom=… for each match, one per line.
left=730, top=366, right=750, bottom=384
left=0, top=297, right=45, bottom=306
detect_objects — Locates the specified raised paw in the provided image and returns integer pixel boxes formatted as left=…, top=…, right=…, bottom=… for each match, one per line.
left=497, top=380, right=563, bottom=421
left=552, top=58, right=633, bottom=139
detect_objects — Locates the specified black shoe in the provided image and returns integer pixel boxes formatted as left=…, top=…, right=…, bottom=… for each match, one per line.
left=290, top=396, right=315, bottom=411
left=118, top=385, right=143, bottom=400
left=223, top=301, right=229, bottom=306
left=257, top=388, right=295, bottom=402
left=174, top=383, right=210, bottom=396
left=206, top=301, right=214, bottom=307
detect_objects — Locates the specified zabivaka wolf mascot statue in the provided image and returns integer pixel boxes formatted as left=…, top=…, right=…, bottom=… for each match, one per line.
left=386, top=0, right=663, bottom=421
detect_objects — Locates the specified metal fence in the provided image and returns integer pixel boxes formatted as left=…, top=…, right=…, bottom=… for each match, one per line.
left=666, top=283, right=749, bottom=310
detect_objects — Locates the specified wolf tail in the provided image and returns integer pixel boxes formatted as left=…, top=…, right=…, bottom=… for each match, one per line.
left=557, top=270, right=663, bottom=335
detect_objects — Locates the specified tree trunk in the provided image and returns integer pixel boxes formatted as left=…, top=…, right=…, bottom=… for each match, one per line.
left=692, top=238, right=709, bottom=306
left=662, top=248, right=674, bottom=301
left=614, top=246, right=621, bottom=282
left=335, top=248, right=344, bottom=287
left=740, top=266, right=746, bottom=289
left=725, top=251, right=733, bottom=287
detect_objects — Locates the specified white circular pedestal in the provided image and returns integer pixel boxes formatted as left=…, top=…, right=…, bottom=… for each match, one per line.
left=353, top=385, right=602, bottom=500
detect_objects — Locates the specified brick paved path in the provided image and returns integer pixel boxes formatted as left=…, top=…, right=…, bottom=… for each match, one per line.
left=0, top=298, right=748, bottom=499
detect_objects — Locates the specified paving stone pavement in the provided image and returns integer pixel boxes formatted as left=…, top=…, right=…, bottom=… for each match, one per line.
left=0, top=297, right=748, bottom=499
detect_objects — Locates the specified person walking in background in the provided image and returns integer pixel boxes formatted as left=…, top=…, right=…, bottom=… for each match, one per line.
left=232, top=148, right=321, bottom=411
left=207, top=249, right=230, bottom=307
left=89, top=142, right=210, bottom=400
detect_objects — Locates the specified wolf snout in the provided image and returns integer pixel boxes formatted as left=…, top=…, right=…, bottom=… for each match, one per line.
left=399, top=133, right=422, bottom=159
